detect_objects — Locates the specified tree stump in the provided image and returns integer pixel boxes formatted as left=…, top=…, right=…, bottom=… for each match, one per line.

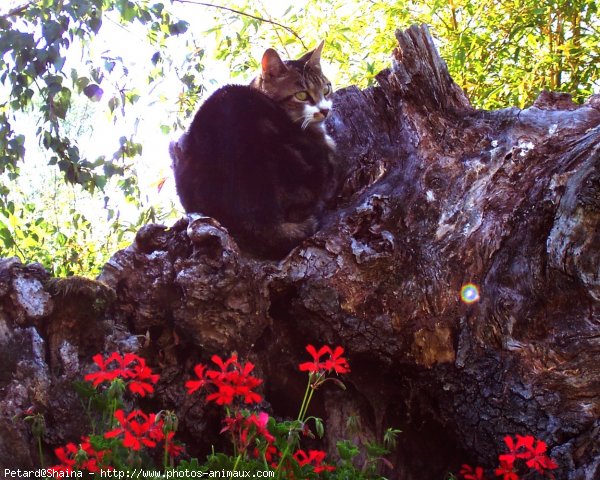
left=1, top=24, right=599, bottom=479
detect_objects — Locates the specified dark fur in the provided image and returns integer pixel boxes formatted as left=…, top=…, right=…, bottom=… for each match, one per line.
left=172, top=84, right=335, bottom=259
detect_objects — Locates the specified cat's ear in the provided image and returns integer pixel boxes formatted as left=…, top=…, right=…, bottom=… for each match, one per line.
left=297, top=40, right=325, bottom=66
left=261, top=48, right=287, bottom=78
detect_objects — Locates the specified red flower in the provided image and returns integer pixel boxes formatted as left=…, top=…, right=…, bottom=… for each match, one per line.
left=84, top=352, right=123, bottom=386
left=105, top=409, right=163, bottom=451
left=324, top=346, right=350, bottom=374
left=500, top=435, right=531, bottom=463
left=293, top=449, right=335, bottom=473
left=164, top=431, right=185, bottom=459
left=460, top=435, right=558, bottom=480
left=499, top=435, right=558, bottom=475
left=207, top=383, right=236, bottom=405
left=84, top=352, right=159, bottom=397
left=127, top=360, right=160, bottom=396
left=208, top=354, right=238, bottom=374
left=520, top=437, right=558, bottom=474
left=185, top=364, right=207, bottom=394
left=245, top=412, right=275, bottom=444
left=263, top=444, right=278, bottom=462
left=221, top=411, right=244, bottom=435
left=221, top=411, right=274, bottom=454
left=253, top=444, right=280, bottom=468
left=298, top=345, right=331, bottom=373
left=186, top=354, right=263, bottom=406
left=49, top=437, right=107, bottom=473
left=228, top=360, right=263, bottom=404
left=494, top=458, right=519, bottom=480
left=299, top=345, right=351, bottom=375
left=459, top=464, right=487, bottom=480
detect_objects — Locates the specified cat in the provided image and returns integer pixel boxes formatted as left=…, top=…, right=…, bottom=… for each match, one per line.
left=170, top=41, right=336, bottom=259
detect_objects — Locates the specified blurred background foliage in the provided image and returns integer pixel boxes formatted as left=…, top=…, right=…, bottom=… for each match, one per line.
left=0, top=0, right=598, bottom=276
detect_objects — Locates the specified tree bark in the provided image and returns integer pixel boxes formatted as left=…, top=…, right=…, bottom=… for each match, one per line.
left=1, top=24, right=599, bottom=479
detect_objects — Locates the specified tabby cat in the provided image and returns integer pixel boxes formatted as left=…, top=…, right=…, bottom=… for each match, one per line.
left=170, top=42, right=336, bottom=259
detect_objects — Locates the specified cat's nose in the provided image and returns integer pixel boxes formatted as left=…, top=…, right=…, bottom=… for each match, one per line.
left=319, top=108, right=330, bottom=118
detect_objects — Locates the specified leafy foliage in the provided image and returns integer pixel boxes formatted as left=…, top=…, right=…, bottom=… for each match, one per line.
left=0, top=0, right=598, bottom=275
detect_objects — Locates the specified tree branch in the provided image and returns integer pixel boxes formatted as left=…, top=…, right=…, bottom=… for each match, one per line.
left=1, top=0, right=41, bottom=19
left=170, top=0, right=306, bottom=48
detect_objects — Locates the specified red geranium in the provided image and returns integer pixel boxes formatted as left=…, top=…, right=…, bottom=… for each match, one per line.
left=48, top=436, right=107, bottom=473
left=164, top=431, right=185, bottom=459
left=85, top=352, right=159, bottom=397
left=104, top=409, right=164, bottom=451
left=185, top=364, right=207, bottom=394
left=253, top=444, right=280, bottom=469
left=494, top=458, right=519, bottom=480
left=299, top=345, right=332, bottom=373
left=499, top=435, right=558, bottom=475
left=186, top=354, right=263, bottom=406
left=324, top=346, right=350, bottom=374
left=459, top=435, right=558, bottom=480
left=459, top=464, right=487, bottom=480
left=293, top=449, right=335, bottom=473
left=299, top=345, right=350, bottom=375
left=221, top=411, right=274, bottom=454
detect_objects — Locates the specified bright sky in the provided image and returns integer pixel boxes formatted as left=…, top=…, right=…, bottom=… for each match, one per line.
left=3, top=0, right=311, bottom=227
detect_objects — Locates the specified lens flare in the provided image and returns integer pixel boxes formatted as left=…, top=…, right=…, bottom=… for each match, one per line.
left=460, top=283, right=480, bottom=304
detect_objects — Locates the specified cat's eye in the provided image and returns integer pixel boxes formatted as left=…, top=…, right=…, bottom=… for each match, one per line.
left=323, top=84, right=332, bottom=95
left=295, top=91, right=309, bottom=101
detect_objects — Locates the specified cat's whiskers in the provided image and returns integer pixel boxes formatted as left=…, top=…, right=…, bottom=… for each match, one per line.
left=301, top=115, right=313, bottom=130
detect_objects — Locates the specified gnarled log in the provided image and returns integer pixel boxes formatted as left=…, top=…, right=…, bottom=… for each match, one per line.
left=1, top=24, right=599, bottom=479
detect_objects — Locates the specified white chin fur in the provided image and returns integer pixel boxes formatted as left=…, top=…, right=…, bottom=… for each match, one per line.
left=318, top=98, right=332, bottom=111
left=303, top=104, right=320, bottom=117
left=300, top=103, right=334, bottom=133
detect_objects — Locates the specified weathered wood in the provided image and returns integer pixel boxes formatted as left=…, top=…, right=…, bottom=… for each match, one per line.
left=1, top=24, right=599, bottom=479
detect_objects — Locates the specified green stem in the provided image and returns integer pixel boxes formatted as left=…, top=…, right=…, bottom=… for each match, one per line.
left=301, top=388, right=316, bottom=422
left=296, top=376, right=313, bottom=422
left=37, top=436, right=44, bottom=468
left=275, top=441, right=291, bottom=479
left=163, top=436, right=169, bottom=471
left=232, top=453, right=242, bottom=472
left=276, top=373, right=323, bottom=478
left=109, top=399, right=117, bottom=429
left=87, top=398, right=96, bottom=435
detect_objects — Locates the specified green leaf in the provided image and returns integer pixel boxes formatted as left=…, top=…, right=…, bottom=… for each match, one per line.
left=383, top=427, right=402, bottom=450
left=75, top=75, right=90, bottom=91
left=337, top=439, right=360, bottom=460
left=313, top=417, right=325, bottom=438
left=365, top=441, right=389, bottom=458
left=94, top=174, right=108, bottom=190
left=53, top=87, right=72, bottom=119
left=42, top=20, right=65, bottom=45
left=0, top=221, right=15, bottom=248
left=117, top=0, right=137, bottom=22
